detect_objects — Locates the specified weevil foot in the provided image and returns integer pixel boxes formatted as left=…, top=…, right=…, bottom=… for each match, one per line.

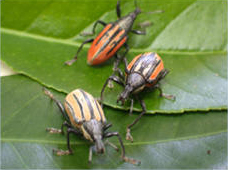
left=80, top=32, right=93, bottom=36
left=64, top=58, right=77, bottom=66
left=126, top=128, right=133, bottom=142
left=161, top=93, right=176, bottom=101
left=108, top=80, right=114, bottom=88
left=46, top=128, right=62, bottom=134
left=123, top=156, right=141, bottom=166
left=53, top=149, right=73, bottom=156
left=138, top=21, right=153, bottom=29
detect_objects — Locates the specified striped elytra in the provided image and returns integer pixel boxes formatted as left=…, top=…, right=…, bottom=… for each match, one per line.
left=64, top=89, right=106, bottom=128
left=127, top=52, right=165, bottom=86
left=88, top=23, right=127, bottom=65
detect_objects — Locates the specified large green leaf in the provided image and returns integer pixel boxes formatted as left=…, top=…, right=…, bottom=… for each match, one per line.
left=1, top=0, right=227, bottom=113
left=1, top=75, right=227, bottom=169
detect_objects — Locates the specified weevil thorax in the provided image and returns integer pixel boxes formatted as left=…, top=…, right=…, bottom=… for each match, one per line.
left=118, top=72, right=146, bottom=104
left=117, top=7, right=141, bottom=32
left=127, top=72, right=146, bottom=94
left=81, top=119, right=105, bottom=154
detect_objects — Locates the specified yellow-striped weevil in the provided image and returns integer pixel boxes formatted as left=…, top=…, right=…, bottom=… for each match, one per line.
left=43, top=88, right=140, bottom=165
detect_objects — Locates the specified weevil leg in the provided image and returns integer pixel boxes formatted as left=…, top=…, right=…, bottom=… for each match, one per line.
left=65, top=38, right=94, bottom=65
left=46, top=127, right=62, bottom=134
left=113, top=54, right=125, bottom=80
left=138, top=21, right=153, bottom=29
left=81, top=20, right=107, bottom=36
left=123, top=56, right=130, bottom=75
left=131, top=29, right=146, bottom=35
left=147, top=69, right=175, bottom=100
left=53, top=128, right=80, bottom=156
left=61, top=121, right=72, bottom=135
left=113, top=43, right=129, bottom=74
left=126, top=97, right=146, bottom=142
left=154, top=84, right=176, bottom=101
left=122, top=43, right=130, bottom=74
left=104, top=132, right=141, bottom=165
left=114, top=67, right=125, bottom=80
left=100, top=75, right=124, bottom=107
left=43, top=88, right=70, bottom=122
left=105, top=140, right=119, bottom=151
left=103, top=123, right=113, bottom=131
left=129, top=98, right=134, bottom=115
left=88, top=146, right=94, bottom=164
left=116, top=0, right=121, bottom=18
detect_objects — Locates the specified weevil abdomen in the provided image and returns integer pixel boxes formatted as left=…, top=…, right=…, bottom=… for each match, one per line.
left=127, top=52, right=165, bottom=86
left=88, top=23, right=127, bottom=65
left=64, top=89, right=106, bottom=128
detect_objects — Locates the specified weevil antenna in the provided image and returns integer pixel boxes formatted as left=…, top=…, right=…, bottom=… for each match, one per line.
left=134, top=0, right=141, bottom=15
left=134, top=0, right=137, bottom=9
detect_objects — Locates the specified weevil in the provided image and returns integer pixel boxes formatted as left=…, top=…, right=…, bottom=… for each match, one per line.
left=43, top=88, right=140, bottom=165
left=101, top=52, right=175, bottom=142
left=65, top=1, right=162, bottom=72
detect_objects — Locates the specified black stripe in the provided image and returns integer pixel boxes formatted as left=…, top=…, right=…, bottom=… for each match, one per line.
left=73, top=94, right=85, bottom=120
left=130, top=52, right=161, bottom=80
left=79, top=90, right=95, bottom=119
left=130, top=54, right=145, bottom=72
left=95, top=23, right=115, bottom=46
left=147, top=58, right=161, bottom=80
left=95, top=101, right=103, bottom=122
left=106, top=32, right=126, bottom=55
left=66, top=101, right=80, bottom=123
left=109, top=27, right=122, bottom=43
left=139, top=53, right=161, bottom=79
left=138, top=53, right=155, bottom=73
left=96, top=27, right=122, bottom=55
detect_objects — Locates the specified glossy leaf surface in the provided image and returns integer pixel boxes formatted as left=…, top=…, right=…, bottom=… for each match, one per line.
left=1, top=75, right=227, bottom=169
left=1, top=0, right=227, bottom=113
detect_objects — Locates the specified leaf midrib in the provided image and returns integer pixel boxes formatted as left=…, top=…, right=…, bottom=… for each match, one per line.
left=1, top=130, right=226, bottom=146
left=1, top=27, right=226, bottom=55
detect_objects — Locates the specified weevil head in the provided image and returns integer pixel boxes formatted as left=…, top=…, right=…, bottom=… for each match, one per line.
left=128, top=7, right=141, bottom=21
left=94, top=134, right=105, bottom=154
left=134, top=7, right=141, bottom=15
left=82, top=120, right=105, bottom=154
left=117, top=73, right=146, bottom=105
left=117, top=84, right=133, bottom=105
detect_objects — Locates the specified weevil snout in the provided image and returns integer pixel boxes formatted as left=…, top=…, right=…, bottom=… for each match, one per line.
left=95, top=138, right=105, bottom=154
left=135, top=7, right=141, bottom=15
left=117, top=85, right=132, bottom=105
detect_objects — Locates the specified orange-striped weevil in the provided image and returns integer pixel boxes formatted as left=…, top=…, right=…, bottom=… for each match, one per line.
left=101, top=52, right=175, bottom=142
left=43, top=88, right=140, bottom=165
left=65, top=1, right=163, bottom=73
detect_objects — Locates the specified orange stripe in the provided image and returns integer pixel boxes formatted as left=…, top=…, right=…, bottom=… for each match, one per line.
left=106, top=30, right=127, bottom=58
left=149, top=53, right=164, bottom=80
left=127, top=54, right=142, bottom=72
left=92, top=24, right=112, bottom=46
left=88, top=25, right=127, bottom=65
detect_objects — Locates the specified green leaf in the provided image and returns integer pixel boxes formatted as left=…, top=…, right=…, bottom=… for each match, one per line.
left=1, top=75, right=227, bottom=169
left=1, top=0, right=227, bottom=113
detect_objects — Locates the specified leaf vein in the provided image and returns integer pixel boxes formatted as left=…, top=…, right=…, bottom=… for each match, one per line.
left=9, top=142, right=28, bottom=169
